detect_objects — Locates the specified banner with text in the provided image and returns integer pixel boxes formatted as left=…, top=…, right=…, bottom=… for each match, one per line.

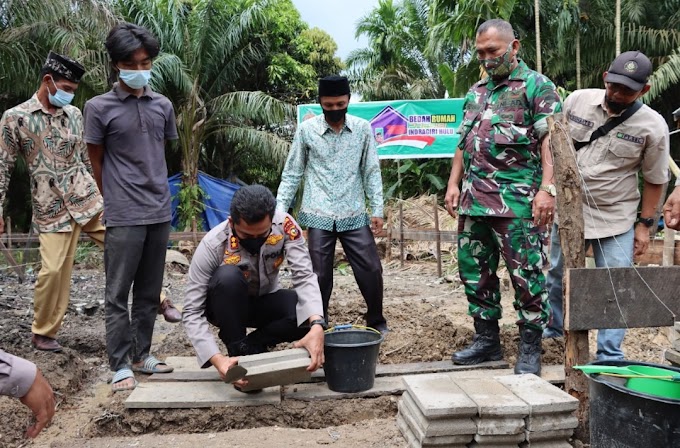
left=297, top=98, right=463, bottom=159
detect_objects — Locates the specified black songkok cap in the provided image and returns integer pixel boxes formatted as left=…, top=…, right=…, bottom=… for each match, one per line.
left=42, top=51, right=85, bottom=83
left=318, top=75, right=350, bottom=97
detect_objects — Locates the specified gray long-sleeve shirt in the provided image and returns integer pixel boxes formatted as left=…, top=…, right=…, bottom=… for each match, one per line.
left=183, top=211, right=324, bottom=368
left=0, top=349, right=37, bottom=398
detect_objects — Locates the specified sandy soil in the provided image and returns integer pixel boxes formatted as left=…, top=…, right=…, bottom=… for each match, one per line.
left=0, top=256, right=672, bottom=448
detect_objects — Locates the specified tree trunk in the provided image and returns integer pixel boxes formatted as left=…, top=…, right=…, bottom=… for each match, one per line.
left=615, top=0, right=621, bottom=55
left=576, top=30, right=581, bottom=89
left=534, top=0, right=542, bottom=73
left=548, top=114, right=589, bottom=442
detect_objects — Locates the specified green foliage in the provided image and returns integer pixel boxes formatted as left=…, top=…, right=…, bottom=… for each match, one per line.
left=383, top=159, right=449, bottom=200
left=175, top=182, right=206, bottom=231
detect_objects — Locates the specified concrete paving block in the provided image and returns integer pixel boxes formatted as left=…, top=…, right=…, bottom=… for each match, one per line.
left=397, top=413, right=474, bottom=446
left=525, top=428, right=574, bottom=442
left=496, top=374, right=578, bottom=415
left=456, top=378, right=529, bottom=417
left=124, top=382, right=280, bottom=408
left=675, top=321, right=680, bottom=333
left=526, top=413, right=578, bottom=432
left=474, top=432, right=525, bottom=444
left=402, top=373, right=478, bottom=418
left=396, top=416, right=469, bottom=448
left=234, top=348, right=311, bottom=392
left=473, top=416, right=525, bottom=436
left=399, top=393, right=476, bottom=439
left=666, top=348, right=680, bottom=367
left=284, top=376, right=403, bottom=400
left=237, top=348, right=310, bottom=367
left=467, top=441, right=520, bottom=448
left=519, top=440, right=572, bottom=448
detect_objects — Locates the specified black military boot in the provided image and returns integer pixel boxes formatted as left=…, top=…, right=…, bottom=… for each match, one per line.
left=452, top=318, right=503, bottom=365
left=226, top=337, right=267, bottom=357
left=514, top=326, right=542, bottom=375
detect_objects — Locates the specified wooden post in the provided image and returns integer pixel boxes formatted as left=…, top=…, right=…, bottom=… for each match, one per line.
left=434, top=195, right=442, bottom=277
left=549, top=114, right=588, bottom=441
left=664, top=228, right=676, bottom=266
left=386, top=209, right=393, bottom=260
left=399, top=202, right=404, bottom=268
left=22, top=227, right=33, bottom=276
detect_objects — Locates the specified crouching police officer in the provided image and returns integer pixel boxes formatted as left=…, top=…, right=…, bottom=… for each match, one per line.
left=183, top=185, right=326, bottom=383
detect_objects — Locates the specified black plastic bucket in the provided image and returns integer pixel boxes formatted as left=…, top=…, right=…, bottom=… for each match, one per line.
left=323, top=326, right=383, bottom=393
left=586, top=360, right=680, bottom=448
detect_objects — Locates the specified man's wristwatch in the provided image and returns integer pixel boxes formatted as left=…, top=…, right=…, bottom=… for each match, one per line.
left=310, top=318, right=328, bottom=330
left=539, top=184, right=556, bottom=197
left=636, top=217, right=656, bottom=228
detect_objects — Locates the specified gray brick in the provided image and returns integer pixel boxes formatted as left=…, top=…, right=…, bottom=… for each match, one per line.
left=525, top=428, right=574, bottom=442
left=396, top=415, right=469, bottom=448
left=474, top=432, right=525, bottom=444
left=467, top=441, right=521, bottom=448
left=399, top=393, right=476, bottom=439
left=526, top=413, right=578, bottom=432
left=519, top=440, right=572, bottom=448
left=473, top=416, right=525, bottom=435
left=456, top=378, right=530, bottom=417
left=496, top=374, right=578, bottom=415
left=403, top=374, right=478, bottom=418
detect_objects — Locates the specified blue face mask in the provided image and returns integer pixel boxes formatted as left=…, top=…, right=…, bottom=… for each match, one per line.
left=48, top=78, right=75, bottom=108
left=118, top=68, right=152, bottom=89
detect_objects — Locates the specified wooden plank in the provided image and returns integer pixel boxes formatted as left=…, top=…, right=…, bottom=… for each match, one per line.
left=399, top=202, right=404, bottom=267
left=566, top=266, right=680, bottom=330
left=124, top=382, right=280, bottom=409
left=434, top=195, right=442, bottom=277
left=284, top=376, right=404, bottom=401
left=149, top=359, right=510, bottom=383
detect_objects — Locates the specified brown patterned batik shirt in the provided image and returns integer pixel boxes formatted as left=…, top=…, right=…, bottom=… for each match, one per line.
left=0, top=95, right=103, bottom=233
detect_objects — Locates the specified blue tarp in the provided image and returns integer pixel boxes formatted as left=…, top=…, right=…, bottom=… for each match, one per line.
left=169, top=171, right=241, bottom=231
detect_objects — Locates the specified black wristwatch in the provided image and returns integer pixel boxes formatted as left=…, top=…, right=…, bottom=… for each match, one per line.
left=636, top=217, right=655, bottom=228
left=310, top=318, right=328, bottom=330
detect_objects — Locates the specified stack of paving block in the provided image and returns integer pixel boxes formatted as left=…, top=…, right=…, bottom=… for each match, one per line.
left=665, top=322, right=680, bottom=367
left=397, top=373, right=578, bottom=448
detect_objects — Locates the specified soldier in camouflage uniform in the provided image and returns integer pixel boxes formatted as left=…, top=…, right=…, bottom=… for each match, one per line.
left=444, top=19, right=561, bottom=375
left=0, top=52, right=104, bottom=352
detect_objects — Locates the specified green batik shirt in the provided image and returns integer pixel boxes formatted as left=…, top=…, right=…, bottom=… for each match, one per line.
left=457, top=60, right=561, bottom=219
left=276, top=114, right=384, bottom=232
left=0, top=95, right=103, bottom=233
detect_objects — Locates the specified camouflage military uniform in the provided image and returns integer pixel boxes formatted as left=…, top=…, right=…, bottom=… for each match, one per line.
left=456, top=60, right=561, bottom=330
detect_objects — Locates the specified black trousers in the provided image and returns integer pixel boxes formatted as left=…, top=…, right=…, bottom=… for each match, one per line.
left=307, top=225, right=385, bottom=327
left=105, top=222, right=170, bottom=371
left=206, top=265, right=308, bottom=349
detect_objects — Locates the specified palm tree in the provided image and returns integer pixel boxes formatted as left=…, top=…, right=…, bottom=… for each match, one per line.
left=116, top=0, right=295, bottom=229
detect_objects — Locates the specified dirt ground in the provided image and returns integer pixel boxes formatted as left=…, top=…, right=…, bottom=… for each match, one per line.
left=0, top=254, right=672, bottom=448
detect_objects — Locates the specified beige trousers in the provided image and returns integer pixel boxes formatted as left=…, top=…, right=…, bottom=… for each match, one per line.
left=32, top=214, right=105, bottom=338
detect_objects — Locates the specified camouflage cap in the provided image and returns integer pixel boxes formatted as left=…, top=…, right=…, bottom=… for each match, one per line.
left=42, top=51, right=85, bottom=83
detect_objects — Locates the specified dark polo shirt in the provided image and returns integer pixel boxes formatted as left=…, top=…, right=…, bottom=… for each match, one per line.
left=83, top=83, right=178, bottom=227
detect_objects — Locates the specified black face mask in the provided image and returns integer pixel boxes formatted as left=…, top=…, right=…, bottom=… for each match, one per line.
left=233, top=227, right=269, bottom=255
left=322, top=107, right=347, bottom=124
left=605, top=95, right=634, bottom=114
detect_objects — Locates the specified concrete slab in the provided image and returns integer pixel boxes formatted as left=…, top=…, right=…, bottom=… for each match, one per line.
left=396, top=416, right=469, bottom=448
left=238, top=353, right=311, bottom=392
left=525, top=428, right=574, bottom=442
left=448, top=365, right=564, bottom=385
left=402, top=374, right=478, bottom=418
left=456, top=378, right=530, bottom=417
left=496, top=374, right=578, bottom=415
left=519, top=441, right=572, bottom=448
left=473, top=416, right=525, bottom=436
left=399, top=392, right=476, bottom=438
left=467, top=442, right=520, bottom=448
left=124, top=382, right=280, bottom=408
left=284, top=376, right=403, bottom=401
left=526, top=414, right=578, bottom=432
left=666, top=348, right=680, bottom=367
left=163, top=356, right=202, bottom=371
left=473, top=432, right=525, bottom=444
left=397, top=411, right=474, bottom=446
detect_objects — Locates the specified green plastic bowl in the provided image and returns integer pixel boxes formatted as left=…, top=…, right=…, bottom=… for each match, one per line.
left=625, top=366, right=680, bottom=400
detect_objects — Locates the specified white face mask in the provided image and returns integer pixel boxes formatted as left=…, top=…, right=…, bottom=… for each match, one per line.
left=118, top=68, right=152, bottom=89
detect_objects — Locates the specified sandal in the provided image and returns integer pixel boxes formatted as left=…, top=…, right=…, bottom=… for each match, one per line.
left=112, top=368, right=138, bottom=392
left=131, top=355, right=174, bottom=374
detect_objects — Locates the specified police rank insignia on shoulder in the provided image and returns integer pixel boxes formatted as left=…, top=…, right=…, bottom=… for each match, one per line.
left=229, top=235, right=239, bottom=250
left=266, top=234, right=283, bottom=245
left=223, top=253, right=241, bottom=265
left=274, top=256, right=284, bottom=269
left=284, top=217, right=301, bottom=240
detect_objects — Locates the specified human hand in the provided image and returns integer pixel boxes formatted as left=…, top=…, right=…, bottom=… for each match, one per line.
left=663, top=187, right=680, bottom=230
left=209, top=353, right=242, bottom=383
left=20, top=369, right=55, bottom=439
left=444, top=185, right=460, bottom=217
left=532, top=190, right=555, bottom=226
left=371, top=217, right=384, bottom=236
left=634, top=223, right=651, bottom=256
left=294, top=325, right=325, bottom=372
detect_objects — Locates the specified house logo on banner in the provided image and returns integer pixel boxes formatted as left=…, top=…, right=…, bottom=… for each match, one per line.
left=298, top=98, right=464, bottom=159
